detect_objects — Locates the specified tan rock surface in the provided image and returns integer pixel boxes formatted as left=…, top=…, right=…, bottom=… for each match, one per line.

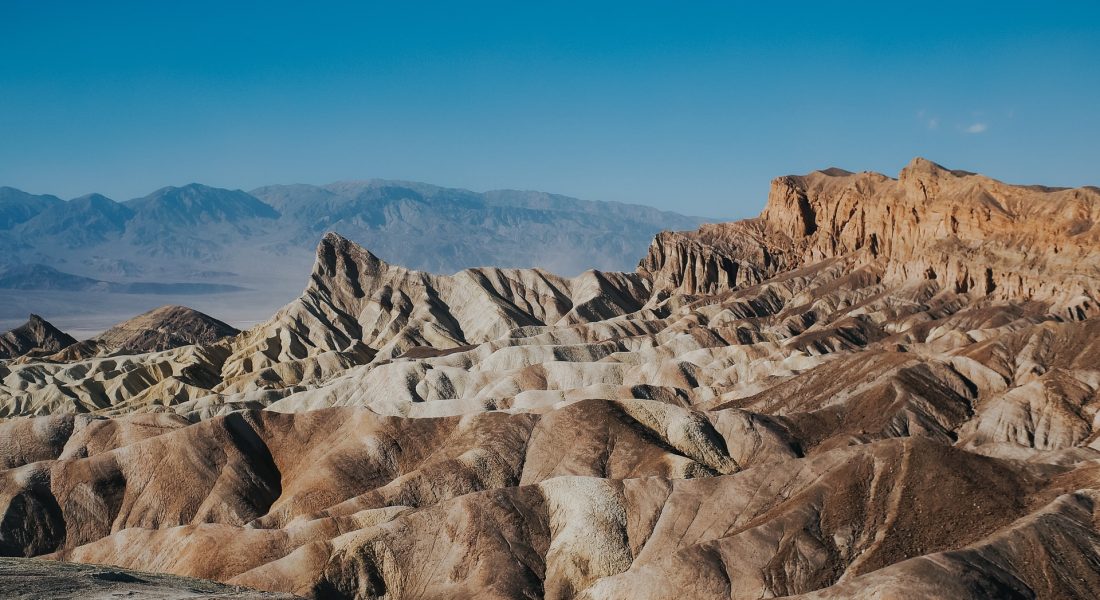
left=1, top=158, right=1099, bottom=598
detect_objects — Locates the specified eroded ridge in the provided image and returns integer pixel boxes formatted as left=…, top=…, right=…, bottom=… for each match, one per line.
left=1, top=159, right=1098, bottom=599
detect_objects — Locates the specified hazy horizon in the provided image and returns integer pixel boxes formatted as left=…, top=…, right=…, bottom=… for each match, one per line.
left=1, top=176, right=720, bottom=220
left=3, top=2, right=1098, bottom=219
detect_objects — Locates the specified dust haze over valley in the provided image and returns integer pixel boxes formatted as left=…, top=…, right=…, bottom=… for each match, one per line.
left=0, top=181, right=704, bottom=335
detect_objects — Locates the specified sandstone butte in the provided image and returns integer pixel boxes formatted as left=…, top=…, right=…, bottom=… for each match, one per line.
left=1, top=157, right=1099, bottom=599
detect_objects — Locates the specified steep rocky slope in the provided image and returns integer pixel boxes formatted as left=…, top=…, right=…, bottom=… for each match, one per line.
left=49, top=305, right=239, bottom=360
left=90, top=305, right=239, bottom=353
left=641, top=158, right=1099, bottom=314
left=0, top=315, right=76, bottom=359
left=0, top=158, right=1098, bottom=599
left=218, top=232, right=651, bottom=392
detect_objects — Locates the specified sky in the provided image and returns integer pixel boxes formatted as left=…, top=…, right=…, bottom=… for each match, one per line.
left=1, top=1, right=1098, bottom=219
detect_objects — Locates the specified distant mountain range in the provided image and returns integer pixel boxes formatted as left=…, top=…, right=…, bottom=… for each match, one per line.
left=0, top=181, right=707, bottom=332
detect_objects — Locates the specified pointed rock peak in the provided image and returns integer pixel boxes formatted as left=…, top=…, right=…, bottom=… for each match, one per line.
left=24, top=313, right=69, bottom=335
left=900, top=157, right=975, bottom=180
left=0, top=314, right=78, bottom=359
left=899, top=157, right=945, bottom=180
left=816, top=167, right=854, bottom=177
left=310, top=233, right=398, bottom=300
left=317, top=231, right=355, bottom=259
left=319, top=231, right=352, bottom=247
left=25, top=314, right=75, bottom=341
left=316, top=232, right=389, bottom=269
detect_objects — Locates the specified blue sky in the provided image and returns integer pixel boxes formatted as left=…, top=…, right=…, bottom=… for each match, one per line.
left=2, top=1, right=1098, bottom=218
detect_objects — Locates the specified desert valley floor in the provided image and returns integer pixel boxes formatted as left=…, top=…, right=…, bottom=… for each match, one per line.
left=1, top=158, right=1099, bottom=599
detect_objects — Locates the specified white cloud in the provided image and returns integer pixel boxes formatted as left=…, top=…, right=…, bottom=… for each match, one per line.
left=964, top=122, right=988, bottom=134
left=927, top=117, right=940, bottom=130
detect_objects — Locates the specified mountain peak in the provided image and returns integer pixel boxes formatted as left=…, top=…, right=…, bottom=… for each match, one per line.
left=70, top=192, right=115, bottom=203
left=127, top=184, right=279, bottom=224
left=900, top=156, right=977, bottom=180
left=816, top=167, right=854, bottom=177
left=313, top=232, right=392, bottom=285
left=0, top=314, right=77, bottom=359
left=93, top=305, right=239, bottom=355
left=0, top=187, right=64, bottom=229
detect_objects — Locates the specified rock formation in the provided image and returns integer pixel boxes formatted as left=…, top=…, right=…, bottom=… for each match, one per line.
left=0, top=315, right=77, bottom=359
left=50, top=305, right=239, bottom=360
left=1, top=158, right=1098, bottom=599
left=219, top=232, right=651, bottom=392
left=92, top=304, right=239, bottom=353
left=641, top=158, right=1100, bottom=314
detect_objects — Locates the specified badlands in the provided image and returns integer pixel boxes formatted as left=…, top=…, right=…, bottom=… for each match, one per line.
left=1, top=158, right=1099, bottom=599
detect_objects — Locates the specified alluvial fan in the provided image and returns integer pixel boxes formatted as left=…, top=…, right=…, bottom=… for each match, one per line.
left=1, top=158, right=1099, bottom=599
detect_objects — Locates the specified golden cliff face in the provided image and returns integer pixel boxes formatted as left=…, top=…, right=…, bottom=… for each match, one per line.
left=641, top=158, right=1099, bottom=319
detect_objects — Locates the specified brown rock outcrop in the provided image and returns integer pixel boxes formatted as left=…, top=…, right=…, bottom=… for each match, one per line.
left=51, top=305, right=239, bottom=361
left=0, top=315, right=76, bottom=359
left=641, top=158, right=1100, bottom=316
left=1, top=159, right=1099, bottom=599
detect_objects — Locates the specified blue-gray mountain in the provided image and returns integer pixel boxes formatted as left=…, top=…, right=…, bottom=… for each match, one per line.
left=0, top=180, right=706, bottom=331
